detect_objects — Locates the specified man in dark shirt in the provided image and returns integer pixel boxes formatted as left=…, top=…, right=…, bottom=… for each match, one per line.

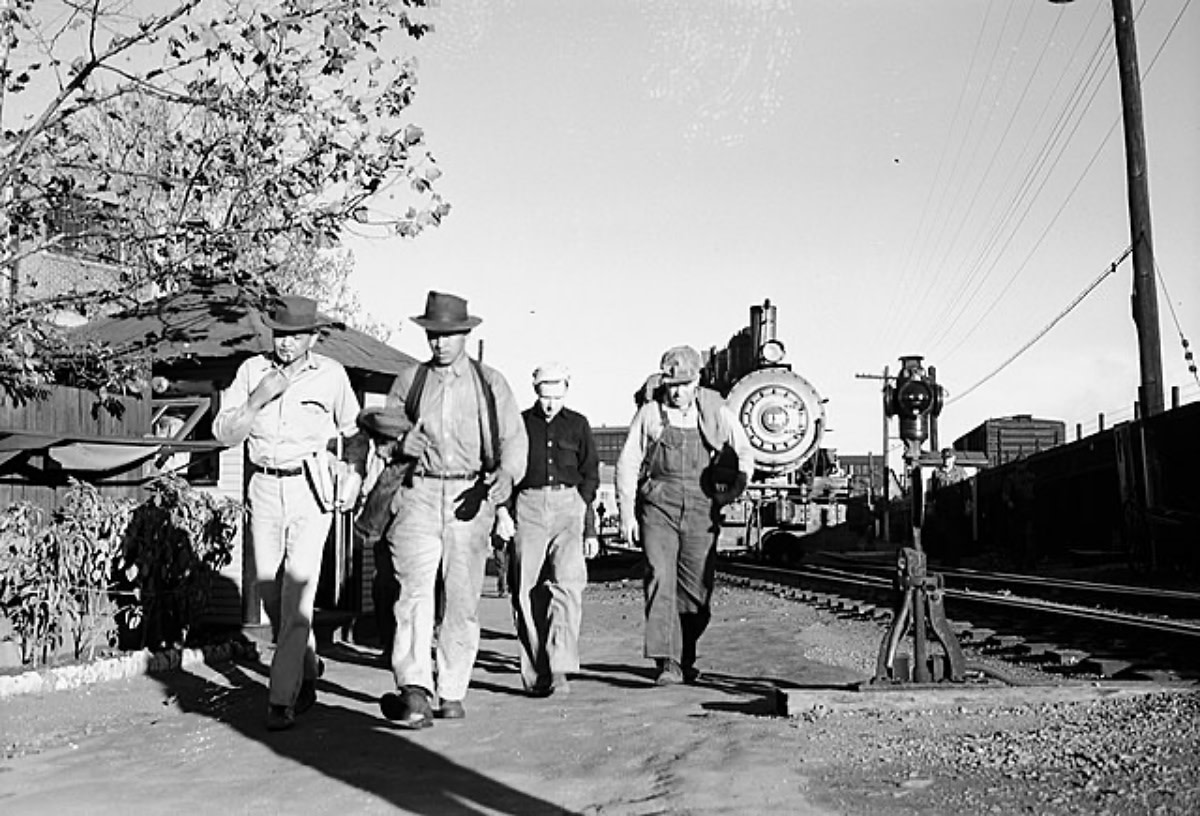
left=496, top=362, right=599, bottom=697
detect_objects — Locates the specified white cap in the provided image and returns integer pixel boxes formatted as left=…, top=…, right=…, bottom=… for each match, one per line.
left=532, top=361, right=570, bottom=386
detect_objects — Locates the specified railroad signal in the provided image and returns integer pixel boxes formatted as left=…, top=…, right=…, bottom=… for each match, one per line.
left=885, top=355, right=941, bottom=444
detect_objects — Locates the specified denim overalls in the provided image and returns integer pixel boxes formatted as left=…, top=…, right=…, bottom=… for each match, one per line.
left=638, top=409, right=719, bottom=668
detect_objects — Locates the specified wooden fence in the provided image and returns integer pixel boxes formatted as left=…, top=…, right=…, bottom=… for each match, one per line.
left=0, top=384, right=153, bottom=516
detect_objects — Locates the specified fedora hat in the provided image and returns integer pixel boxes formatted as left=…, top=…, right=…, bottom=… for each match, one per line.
left=262, top=295, right=333, bottom=333
left=356, top=406, right=412, bottom=440
left=411, top=291, right=482, bottom=332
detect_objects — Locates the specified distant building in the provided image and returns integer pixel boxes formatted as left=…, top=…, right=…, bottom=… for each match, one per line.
left=838, top=453, right=887, bottom=497
left=953, top=414, right=1066, bottom=467
left=592, top=425, right=629, bottom=468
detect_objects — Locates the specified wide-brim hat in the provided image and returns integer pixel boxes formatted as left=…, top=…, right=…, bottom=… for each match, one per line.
left=262, top=295, right=335, bottom=333
left=411, top=291, right=482, bottom=332
left=356, top=406, right=412, bottom=440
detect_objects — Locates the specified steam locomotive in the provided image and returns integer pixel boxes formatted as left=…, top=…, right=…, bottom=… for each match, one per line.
left=703, top=300, right=849, bottom=559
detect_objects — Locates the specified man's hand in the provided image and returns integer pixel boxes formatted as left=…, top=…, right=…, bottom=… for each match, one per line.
left=486, top=470, right=514, bottom=505
left=494, top=506, right=516, bottom=541
left=713, top=472, right=749, bottom=507
left=248, top=370, right=289, bottom=410
left=334, top=462, right=363, bottom=510
left=399, top=417, right=431, bottom=459
left=620, top=514, right=640, bottom=548
left=583, top=536, right=600, bottom=559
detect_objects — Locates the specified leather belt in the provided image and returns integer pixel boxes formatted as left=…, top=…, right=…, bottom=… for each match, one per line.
left=534, top=483, right=576, bottom=491
left=412, top=470, right=480, bottom=480
left=250, top=462, right=304, bottom=478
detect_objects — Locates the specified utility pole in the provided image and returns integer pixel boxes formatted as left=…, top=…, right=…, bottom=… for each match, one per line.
left=1056, top=0, right=1165, bottom=413
left=856, top=367, right=893, bottom=542
left=1110, top=0, right=1164, bottom=417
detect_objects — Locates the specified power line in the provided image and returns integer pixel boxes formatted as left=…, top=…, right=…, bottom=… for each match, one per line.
left=1154, top=259, right=1200, bottom=387
left=946, top=245, right=1132, bottom=406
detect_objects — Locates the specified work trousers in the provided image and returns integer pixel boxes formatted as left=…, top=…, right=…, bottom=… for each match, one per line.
left=511, top=487, right=588, bottom=690
left=639, top=425, right=718, bottom=668
left=247, top=472, right=332, bottom=708
left=386, top=475, right=494, bottom=703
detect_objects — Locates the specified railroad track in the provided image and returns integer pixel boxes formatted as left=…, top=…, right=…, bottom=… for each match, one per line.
left=716, top=556, right=1200, bottom=683
left=805, top=551, right=1200, bottom=620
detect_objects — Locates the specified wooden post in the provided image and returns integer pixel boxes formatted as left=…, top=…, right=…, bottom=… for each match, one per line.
left=1112, top=0, right=1165, bottom=418
left=881, top=366, right=890, bottom=543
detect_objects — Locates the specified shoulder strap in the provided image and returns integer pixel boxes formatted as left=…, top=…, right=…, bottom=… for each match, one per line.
left=469, top=358, right=501, bottom=473
left=405, top=364, right=429, bottom=424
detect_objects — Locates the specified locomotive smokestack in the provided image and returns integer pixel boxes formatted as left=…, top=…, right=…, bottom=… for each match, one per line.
left=751, top=300, right=777, bottom=366
left=760, top=299, right=777, bottom=343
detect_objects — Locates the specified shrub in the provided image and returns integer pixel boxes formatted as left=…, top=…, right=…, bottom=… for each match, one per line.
left=119, top=475, right=241, bottom=650
left=0, top=484, right=133, bottom=665
left=0, top=476, right=241, bottom=667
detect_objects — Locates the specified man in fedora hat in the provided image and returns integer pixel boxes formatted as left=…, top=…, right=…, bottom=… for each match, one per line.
left=497, top=361, right=599, bottom=697
left=214, top=293, right=366, bottom=731
left=615, top=345, right=754, bottom=686
left=377, top=290, right=527, bottom=729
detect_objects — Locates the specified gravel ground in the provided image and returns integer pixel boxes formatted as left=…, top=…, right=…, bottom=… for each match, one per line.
left=2, top=573, right=1197, bottom=815
left=705, top=577, right=1200, bottom=816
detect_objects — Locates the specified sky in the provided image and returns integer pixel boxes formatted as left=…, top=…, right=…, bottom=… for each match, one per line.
left=344, top=0, right=1200, bottom=465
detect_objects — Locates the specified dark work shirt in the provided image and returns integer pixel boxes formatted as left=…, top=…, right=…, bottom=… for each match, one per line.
left=518, top=405, right=600, bottom=505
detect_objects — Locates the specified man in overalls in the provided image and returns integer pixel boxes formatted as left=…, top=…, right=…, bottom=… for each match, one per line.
left=615, top=346, right=755, bottom=685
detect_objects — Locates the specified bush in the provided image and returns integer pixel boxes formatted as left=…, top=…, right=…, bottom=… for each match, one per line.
left=0, top=476, right=241, bottom=667
left=0, top=484, right=133, bottom=666
left=119, top=475, right=241, bottom=650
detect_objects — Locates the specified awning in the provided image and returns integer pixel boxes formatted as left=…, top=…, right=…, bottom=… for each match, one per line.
left=47, top=442, right=160, bottom=472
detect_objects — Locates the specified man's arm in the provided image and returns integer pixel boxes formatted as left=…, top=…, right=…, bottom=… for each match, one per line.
left=212, top=357, right=285, bottom=447
left=721, top=404, right=756, bottom=478
left=329, top=362, right=367, bottom=476
left=491, top=372, right=528, bottom=485
left=383, top=365, right=428, bottom=460
left=487, top=368, right=528, bottom=504
left=615, top=405, right=653, bottom=520
left=577, top=414, right=600, bottom=506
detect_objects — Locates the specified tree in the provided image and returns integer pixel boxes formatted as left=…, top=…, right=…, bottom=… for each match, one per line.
left=0, top=0, right=447, bottom=401
left=274, top=245, right=396, bottom=341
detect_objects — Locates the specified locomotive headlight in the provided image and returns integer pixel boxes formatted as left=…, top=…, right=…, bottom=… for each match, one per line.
left=760, top=339, right=786, bottom=365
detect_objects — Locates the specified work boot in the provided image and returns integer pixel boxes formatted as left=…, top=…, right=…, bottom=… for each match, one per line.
left=295, top=679, right=317, bottom=715
left=438, top=699, right=466, bottom=720
left=265, top=704, right=295, bottom=732
left=654, top=659, right=683, bottom=686
left=380, top=685, right=434, bottom=730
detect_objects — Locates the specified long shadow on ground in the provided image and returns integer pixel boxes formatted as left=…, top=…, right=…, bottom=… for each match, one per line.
left=156, top=651, right=579, bottom=815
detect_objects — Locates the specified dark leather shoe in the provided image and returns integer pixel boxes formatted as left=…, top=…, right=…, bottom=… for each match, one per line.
left=438, top=699, right=466, bottom=720
left=380, top=687, right=434, bottom=729
left=295, top=679, right=317, bottom=715
left=682, top=665, right=702, bottom=685
left=654, top=659, right=683, bottom=686
left=266, top=704, right=295, bottom=731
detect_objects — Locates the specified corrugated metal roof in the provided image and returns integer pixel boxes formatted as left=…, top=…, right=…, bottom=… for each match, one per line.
left=68, top=280, right=418, bottom=376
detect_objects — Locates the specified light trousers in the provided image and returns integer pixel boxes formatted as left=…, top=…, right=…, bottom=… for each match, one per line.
left=386, top=475, right=494, bottom=703
left=248, top=472, right=331, bottom=708
left=511, top=487, right=587, bottom=689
